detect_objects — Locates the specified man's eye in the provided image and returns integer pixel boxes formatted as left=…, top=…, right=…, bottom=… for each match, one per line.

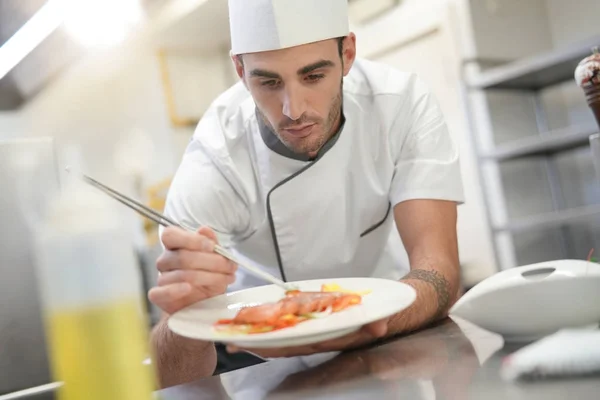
left=306, top=74, right=325, bottom=82
left=261, top=80, right=280, bottom=88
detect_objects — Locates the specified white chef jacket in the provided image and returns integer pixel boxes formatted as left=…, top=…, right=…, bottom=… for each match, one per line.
left=163, top=57, right=464, bottom=292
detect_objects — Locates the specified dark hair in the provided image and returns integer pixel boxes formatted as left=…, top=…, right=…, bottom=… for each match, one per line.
left=336, top=36, right=345, bottom=57
left=238, top=36, right=346, bottom=65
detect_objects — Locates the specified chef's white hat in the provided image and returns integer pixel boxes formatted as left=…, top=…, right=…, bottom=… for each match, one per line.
left=228, top=0, right=349, bottom=55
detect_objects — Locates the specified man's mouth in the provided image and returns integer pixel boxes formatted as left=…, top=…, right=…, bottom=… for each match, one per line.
left=283, top=123, right=316, bottom=138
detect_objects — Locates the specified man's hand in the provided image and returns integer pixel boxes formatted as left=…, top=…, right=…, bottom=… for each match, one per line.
left=148, top=226, right=237, bottom=314
left=226, top=318, right=390, bottom=358
left=149, top=226, right=235, bottom=388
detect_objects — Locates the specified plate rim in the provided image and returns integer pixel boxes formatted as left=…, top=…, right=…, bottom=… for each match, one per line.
left=167, top=277, right=417, bottom=343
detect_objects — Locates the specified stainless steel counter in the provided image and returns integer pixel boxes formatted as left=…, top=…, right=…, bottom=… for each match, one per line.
left=4, top=318, right=598, bottom=399
left=156, top=318, right=600, bottom=400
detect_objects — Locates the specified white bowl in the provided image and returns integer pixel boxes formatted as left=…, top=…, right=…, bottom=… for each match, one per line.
left=450, top=260, right=600, bottom=342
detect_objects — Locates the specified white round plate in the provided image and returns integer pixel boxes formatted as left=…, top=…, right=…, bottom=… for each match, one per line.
left=450, top=260, right=600, bottom=342
left=168, top=277, right=416, bottom=348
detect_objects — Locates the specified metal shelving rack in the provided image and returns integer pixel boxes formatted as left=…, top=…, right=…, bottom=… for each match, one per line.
left=481, top=125, right=597, bottom=162
left=468, top=37, right=600, bottom=91
left=463, top=35, right=600, bottom=271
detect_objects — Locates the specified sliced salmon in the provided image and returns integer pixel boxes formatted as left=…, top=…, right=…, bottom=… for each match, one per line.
left=218, top=288, right=364, bottom=333
left=233, top=303, right=283, bottom=324
left=279, top=297, right=301, bottom=315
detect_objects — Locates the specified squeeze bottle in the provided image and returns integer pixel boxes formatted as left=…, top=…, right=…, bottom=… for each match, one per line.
left=33, top=157, right=157, bottom=400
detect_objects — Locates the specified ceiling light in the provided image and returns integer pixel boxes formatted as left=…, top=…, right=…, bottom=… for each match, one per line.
left=57, top=0, right=144, bottom=48
left=0, top=1, right=63, bottom=80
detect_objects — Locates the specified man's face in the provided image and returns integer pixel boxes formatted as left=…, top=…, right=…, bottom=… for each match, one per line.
left=233, top=35, right=356, bottom=157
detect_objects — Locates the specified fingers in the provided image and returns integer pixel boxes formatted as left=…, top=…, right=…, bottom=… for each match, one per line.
left=157, top=250, right=237, bottom=274
left=148, top=275, right=235, bottom=314
left=197, top=226, right=218, bottom=242
left=148, top=284, right=207, bottom=315
left=149, top=267, right=235, bottom=315
left=151, top=225, right=237, bottom=315
left=148, top=282, right=191, bottom=304
left=227, top=329, right=368, bottom=358
left=157, top=269, right=236, bottom=289
left=161, top=226, right=215, bottom=252
left=147, top=283, right=191, bottom=315
left=361, top=318, right=390, bottom=338
left=311, top=330, right=366, bottom=352
left=225, top=344, right=317, bottom=358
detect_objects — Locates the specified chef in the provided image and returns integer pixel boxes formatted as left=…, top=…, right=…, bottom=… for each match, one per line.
left=149, top=0, right=465, bottom=388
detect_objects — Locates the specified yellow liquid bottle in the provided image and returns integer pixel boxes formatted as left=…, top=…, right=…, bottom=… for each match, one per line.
left=34, top=160, right=157, bottom=400
left=46, top=300, right=156, bottom=400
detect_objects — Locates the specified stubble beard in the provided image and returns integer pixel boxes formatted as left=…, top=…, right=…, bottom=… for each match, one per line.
left=257, top=82, right=343, bottom=157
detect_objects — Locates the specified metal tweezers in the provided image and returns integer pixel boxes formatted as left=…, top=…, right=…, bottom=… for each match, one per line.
left=79, top=173, right=294, bottom=291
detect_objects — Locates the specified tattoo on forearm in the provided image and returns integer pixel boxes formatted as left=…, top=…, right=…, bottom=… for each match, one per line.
left=403, top=269, right=450, bottom=318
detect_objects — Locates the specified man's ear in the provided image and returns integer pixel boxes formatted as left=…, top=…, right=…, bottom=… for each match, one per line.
left=230, top=52, right=249, bottom=90
left=341, top=33, right=357, bottom=76
left=230, top=52, right=245, bottom=79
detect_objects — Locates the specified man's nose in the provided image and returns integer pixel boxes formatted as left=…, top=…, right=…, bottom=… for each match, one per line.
left=282, top=85, right=307, bottom=121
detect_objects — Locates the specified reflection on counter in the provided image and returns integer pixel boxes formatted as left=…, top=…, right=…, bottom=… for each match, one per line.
left=157, top=318, right=600, bottom=400
left=159, top=319, right=503, bottom=400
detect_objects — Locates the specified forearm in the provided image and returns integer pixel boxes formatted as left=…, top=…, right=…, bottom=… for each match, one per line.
left=150, top=317, right=217, bottom=388
left=388, top=199, right=461, bottom=335
left=389, top=256, right=460, bottom=335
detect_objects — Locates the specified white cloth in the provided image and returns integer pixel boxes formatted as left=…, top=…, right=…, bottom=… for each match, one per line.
left=163, top=58, right=464, bottom=291
left=501, top=328, right=600, bottom=381
left=228, top=0, right=349, bottom=55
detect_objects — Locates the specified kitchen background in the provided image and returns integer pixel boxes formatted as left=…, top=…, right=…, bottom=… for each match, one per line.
left=0, top=0, right=599, bottom=396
